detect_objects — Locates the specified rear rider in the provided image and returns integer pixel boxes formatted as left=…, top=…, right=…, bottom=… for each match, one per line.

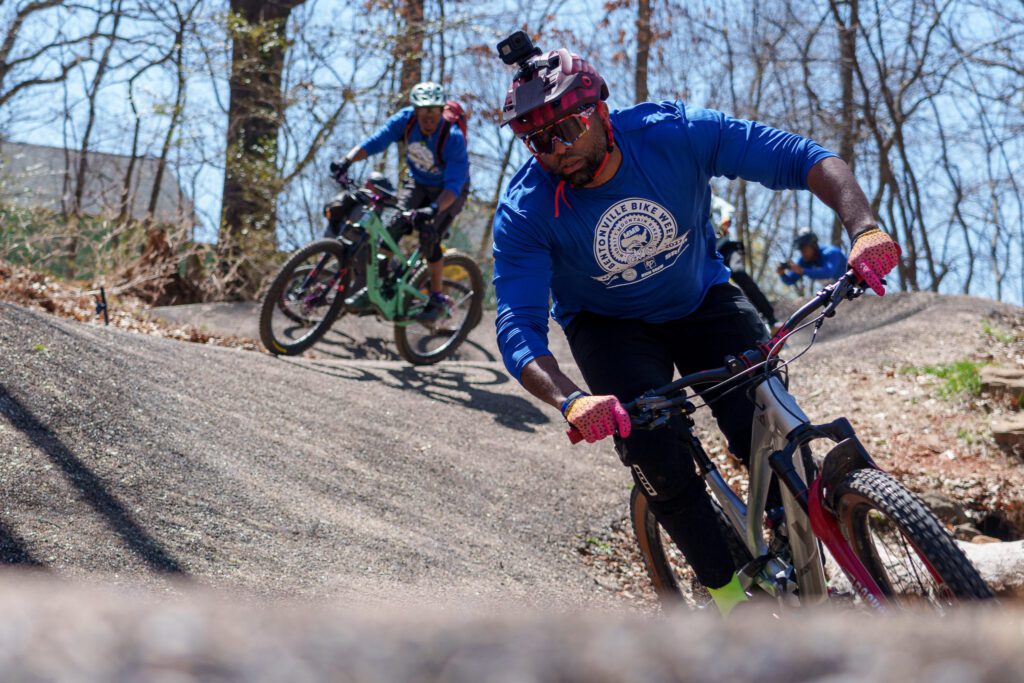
left=334, top=81, right=470, bottom=322
left=490, top=33, right=901, bottom=616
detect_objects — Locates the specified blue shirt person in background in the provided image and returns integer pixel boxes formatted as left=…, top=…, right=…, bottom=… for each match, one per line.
left=777, top=228, right=848, bottom=286
left=491, top=36, right=900, bottom=617
left=332, top=81, right=470, bottom=321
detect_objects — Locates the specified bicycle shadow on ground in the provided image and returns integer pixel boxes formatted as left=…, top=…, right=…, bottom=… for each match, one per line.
left=0, top=518, right=43, bottom=567
left=0, top=385, right=186, bottom=575
left=292, top=325, right=499, bottom=364
left=281, top=359, right=549, bottom=433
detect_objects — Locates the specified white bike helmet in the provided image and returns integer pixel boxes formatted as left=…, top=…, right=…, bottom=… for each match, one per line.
left=410, top=81, right=445, bottom=108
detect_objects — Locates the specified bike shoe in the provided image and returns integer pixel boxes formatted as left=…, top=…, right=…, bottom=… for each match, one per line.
left=343, top=287, right=374, bottom=315
left=416, top=292, right=453, bottom=323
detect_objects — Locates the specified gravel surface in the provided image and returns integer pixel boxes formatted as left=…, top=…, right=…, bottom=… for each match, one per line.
left=0, top=301, right=622, bottom=606
left=3, top=290, right=1022, bottom=612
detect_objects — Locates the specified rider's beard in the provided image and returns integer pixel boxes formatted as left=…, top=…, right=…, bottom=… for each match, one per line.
left=553, top=131, right=608, bottom=188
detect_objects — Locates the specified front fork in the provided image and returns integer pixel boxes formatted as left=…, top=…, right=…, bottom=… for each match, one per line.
left=767, top=417, right=890, bottom=608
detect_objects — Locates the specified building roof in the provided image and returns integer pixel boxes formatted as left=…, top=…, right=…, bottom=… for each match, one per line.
left=0, top=141, right=195, bottom=225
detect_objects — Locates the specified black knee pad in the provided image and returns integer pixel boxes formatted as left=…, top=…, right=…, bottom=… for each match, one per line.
left=643, top=475, right=707, bottom=517
left=618, top=415, right=702, bottom=505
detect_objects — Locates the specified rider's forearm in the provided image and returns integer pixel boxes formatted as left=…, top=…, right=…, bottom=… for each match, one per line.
left=435, top=190, right=457, bottom=213
left=806, top=157, right=877, bottom=240
left=520, top=355, right=584, bottom=411
left=344, top=147, right=369, bottom=163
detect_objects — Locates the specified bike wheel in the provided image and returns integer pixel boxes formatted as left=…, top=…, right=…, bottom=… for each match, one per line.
left=259, top=239, right=350, bottom=356
left=832, top=469, right=994, bottom=607
left=393, top=249, right=484, bottom=365
left=630, top=486, right=752, bottom=607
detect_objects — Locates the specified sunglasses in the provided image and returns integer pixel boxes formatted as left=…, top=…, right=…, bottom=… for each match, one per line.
left=521, top=106, right=597, bottom=155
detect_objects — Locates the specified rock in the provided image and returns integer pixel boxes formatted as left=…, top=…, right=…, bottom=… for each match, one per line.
left=918, top=491, right=969, bottom=525
left=972, top=535, right=1002, bottom=544
left=981, top=366, right=1024, bottom=404
left=953, top=523, right=983, bottom=541
left=960, top=540, right=1024, bottom=595
left=992, top=414, right=1024, bottom=455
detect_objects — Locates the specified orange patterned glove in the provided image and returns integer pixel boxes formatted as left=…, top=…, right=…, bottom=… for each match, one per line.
left=849, top=228, right=901, bottom=296
left=563, top=392, right=632, bottom=443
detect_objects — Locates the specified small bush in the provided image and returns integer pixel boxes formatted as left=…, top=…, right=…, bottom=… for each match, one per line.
left=901, top=361, right=983, bottom=398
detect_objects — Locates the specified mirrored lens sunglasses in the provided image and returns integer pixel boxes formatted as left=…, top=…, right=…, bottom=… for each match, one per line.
left=522, top=106, right=596, bottom=155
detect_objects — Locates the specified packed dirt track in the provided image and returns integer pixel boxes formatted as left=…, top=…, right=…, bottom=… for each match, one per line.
left=1, top=291, right=1023, bottom=680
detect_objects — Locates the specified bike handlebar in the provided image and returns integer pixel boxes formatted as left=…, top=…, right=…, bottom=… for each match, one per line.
left=565, top=270, right=865, bottom=444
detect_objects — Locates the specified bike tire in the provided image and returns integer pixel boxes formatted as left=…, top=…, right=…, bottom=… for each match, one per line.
left=630, top=486, right=752, bottom=606
left=393, top=250, right=484, bottom=365
left=259, top=239, right=350, bottom=356
left=832, top=468, right=994, bottom=605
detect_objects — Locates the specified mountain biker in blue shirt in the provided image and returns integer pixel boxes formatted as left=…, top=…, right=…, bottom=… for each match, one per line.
left=491, top=38, right=901, bottom=616
left=333, top=81, right=470, bottom=321
left=778, top=228, right=848, bottom=286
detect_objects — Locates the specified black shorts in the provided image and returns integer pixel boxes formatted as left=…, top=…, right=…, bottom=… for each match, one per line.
left=396, top=180, right=468, bottom=263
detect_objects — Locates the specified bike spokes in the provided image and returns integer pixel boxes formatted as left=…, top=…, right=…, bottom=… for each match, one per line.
left=853, top=507, right=955, bottom=607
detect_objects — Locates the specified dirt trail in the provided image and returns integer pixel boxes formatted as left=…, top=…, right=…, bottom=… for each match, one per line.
left=0, top=301, right=618, bottom=605
left=2, top=289, right=1022, bottom=611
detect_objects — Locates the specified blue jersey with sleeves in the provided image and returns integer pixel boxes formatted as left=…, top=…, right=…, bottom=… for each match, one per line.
left=780, top=244, right=848, bottom=284
left=493, top=100, right=835, bottom=381
left=359, top=106, right=469, bottom=195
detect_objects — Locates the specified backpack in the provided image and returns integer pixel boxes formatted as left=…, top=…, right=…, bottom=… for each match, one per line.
left=402, top=100, right=468, bottom=165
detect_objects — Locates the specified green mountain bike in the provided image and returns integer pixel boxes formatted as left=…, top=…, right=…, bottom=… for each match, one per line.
left=259, top=172, right=484, bottom=364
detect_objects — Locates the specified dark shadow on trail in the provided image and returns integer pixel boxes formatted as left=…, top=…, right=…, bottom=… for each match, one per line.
left=0, top=518, right=43, bottom=567
left=0, top=385, right=186, bottom=574
left=284, top=360, right=550, bottom=433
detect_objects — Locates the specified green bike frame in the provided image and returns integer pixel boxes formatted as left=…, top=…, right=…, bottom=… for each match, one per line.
left=354, top=209, right=430, bottom=324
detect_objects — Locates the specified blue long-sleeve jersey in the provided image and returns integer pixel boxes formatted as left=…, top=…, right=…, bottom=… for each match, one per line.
left=780, top=244, right=848, bottom=285
left=493, top=100, right=836, bottom=381
left=359, top=106, right=469, bottom=195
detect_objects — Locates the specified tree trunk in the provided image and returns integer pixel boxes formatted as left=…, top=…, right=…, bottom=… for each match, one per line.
left=217, top=0, right=304, bottom=299
left=831, top=0, right=858, bottom=246
left=395, top=0, right=424, bottom=106
left=635, top=0, right=652, bottom=104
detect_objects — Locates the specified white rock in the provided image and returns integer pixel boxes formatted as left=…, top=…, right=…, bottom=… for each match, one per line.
left=959, top=540, right=1024, bottom=594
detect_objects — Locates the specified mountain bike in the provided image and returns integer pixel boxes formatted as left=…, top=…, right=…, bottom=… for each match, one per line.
left=570, top=272, right=994, bottom=610
left=259, top=173, right=484, bottom=364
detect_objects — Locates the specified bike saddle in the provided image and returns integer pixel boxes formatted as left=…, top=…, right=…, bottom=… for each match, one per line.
left=364, top=172, right=398, bottom=202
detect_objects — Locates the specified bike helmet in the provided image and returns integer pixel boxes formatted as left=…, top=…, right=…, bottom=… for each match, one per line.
left=410, top=81, right=445, bottom=108
left=500, top=48, right=608, bottom=137
left=794, top=228, right=818, bottom=249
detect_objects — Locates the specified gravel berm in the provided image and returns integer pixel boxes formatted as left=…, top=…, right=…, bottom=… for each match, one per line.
left=0, top=300, right=622, bottom=604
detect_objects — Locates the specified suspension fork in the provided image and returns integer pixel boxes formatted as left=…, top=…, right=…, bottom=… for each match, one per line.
left=770, top=422, right=890, bottom=608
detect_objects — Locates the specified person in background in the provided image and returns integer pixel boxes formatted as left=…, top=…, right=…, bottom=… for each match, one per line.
left=333, top=81, right=470, bottom=321
left=777, top=228, right=848, bottom=286
left=712, top=195, right=778, bottom=330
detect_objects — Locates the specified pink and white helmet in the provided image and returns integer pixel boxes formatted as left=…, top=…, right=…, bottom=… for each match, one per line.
left=501, top=48, right=609, bottom=137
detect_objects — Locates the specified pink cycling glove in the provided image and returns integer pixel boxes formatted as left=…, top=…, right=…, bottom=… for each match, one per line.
left=849, top=228, right=901, bottom=296
left=564, top=394, right=631, bottom=443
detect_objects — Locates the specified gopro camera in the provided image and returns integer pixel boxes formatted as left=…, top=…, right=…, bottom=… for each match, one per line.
left=497, top=30, right=541, bottom=68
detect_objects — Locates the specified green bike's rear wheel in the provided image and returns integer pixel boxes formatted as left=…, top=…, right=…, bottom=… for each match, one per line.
left=393, top=250, right=484, bottom=365
left=259, top=239, right=351, bottom=356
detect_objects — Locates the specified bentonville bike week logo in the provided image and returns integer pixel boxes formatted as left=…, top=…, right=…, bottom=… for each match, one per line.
left=592, top=198, right=689, bottom=288
left=406, top=141, right=439, bottom=174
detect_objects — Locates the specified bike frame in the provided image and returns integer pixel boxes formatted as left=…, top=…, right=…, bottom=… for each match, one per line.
left=306, top=180, right=431, bottom=323
left=354, top=209, right=430, bottom=324
left=614, top=273, right=895, bottom=608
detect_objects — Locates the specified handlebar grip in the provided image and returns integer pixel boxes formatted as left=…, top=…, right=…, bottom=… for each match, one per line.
left=566, top=426, right=585, bottom=444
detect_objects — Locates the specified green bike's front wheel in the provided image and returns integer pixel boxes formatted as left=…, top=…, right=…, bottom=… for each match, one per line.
left=259, top=239, right=351, bottom=356
left=393, top=250, right=484, bottom=365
